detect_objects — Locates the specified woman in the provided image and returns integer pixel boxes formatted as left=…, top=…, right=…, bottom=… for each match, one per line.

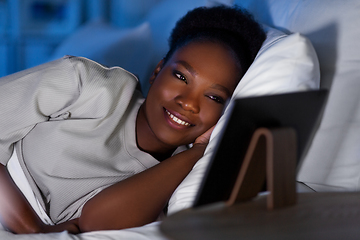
left=0, top=6, right=266, bottom=233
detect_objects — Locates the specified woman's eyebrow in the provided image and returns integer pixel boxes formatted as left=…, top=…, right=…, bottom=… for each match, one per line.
left=175, top=60, right=197, bottom=76
left=210, top=84, right=231, bottom=97
left=175, top=60, right=231, bottom=96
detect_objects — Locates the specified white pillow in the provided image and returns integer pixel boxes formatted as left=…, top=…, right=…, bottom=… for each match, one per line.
left=233, top=26, right=319, bottom=97
left=167, top=26, right=320, bottom=215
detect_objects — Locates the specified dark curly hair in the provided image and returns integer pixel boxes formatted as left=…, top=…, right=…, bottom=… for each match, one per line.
left=164, top=5, right=266, bottom=75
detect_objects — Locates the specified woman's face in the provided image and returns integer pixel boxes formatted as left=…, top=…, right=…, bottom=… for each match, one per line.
left=139, top=41, right=241, bottom=151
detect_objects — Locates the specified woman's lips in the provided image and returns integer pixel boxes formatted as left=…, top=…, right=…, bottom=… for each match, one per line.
left=164, top=108, right=192, bottom=127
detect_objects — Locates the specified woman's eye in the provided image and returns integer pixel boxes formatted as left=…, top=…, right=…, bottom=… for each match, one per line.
left=174, top=71, right=187, bottom=83
left=208, top=95, right=225, bottom=104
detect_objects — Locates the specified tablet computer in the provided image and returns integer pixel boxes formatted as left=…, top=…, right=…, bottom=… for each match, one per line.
left=193, top=89, right=328, bottom=207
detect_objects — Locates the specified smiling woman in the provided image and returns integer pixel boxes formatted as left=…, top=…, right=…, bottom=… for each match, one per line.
left=137, top=41, right=241, bottom=159
left=0, top=5, right=265, bottom=234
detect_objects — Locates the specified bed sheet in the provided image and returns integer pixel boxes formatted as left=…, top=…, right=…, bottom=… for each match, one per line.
left=0, top=222, right=169, bottom=240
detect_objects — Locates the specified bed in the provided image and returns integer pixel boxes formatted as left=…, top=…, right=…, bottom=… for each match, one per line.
left=1, top=0, right=360, bottom=239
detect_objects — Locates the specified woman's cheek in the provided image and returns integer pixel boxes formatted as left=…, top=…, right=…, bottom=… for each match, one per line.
left=201, top=105, right=223, bottom=128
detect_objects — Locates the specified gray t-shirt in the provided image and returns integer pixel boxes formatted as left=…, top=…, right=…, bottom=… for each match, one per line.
left=0, top=56, right=160, bottom=223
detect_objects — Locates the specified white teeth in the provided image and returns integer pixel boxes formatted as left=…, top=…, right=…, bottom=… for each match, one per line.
left=166, top=110, right=191, bottom=126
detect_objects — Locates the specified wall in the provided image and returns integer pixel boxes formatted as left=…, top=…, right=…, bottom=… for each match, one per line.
left=0, top=0, right=163, bottom=78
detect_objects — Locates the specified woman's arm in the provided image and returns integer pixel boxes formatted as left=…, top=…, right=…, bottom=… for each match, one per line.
left=0, top=57, right=90, bottom=234
left=0, top=56, right=138, bottom=234
left=0, top=164, right=80, bottom=234
left=78, top=127, right=215, bottom=232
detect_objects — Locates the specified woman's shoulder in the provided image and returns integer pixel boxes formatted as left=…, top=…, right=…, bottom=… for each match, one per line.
left=65, top=55, right=139, bottom=83
left=63, top=56, right=140, bottom=99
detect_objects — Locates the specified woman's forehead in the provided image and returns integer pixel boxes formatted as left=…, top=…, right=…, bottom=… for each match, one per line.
left=168, top=41, right=241, bottom=89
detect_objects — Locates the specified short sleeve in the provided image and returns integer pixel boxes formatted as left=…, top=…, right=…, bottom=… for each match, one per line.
left=0, top=57, right=81, bottom=165
left=0, top=56, right=138, bottom=165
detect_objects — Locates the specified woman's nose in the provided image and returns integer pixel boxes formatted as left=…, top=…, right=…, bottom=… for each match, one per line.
left=175, top=92, right=200, bottom=114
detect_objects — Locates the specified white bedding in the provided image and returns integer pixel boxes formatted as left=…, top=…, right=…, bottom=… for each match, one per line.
left=0, top=223, right=168, bottom=240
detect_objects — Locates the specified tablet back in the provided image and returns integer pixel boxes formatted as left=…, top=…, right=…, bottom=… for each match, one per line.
left=193, top=90, right=328, bottom=207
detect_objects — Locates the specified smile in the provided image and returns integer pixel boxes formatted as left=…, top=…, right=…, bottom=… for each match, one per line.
left=165, top=109, right=191, bottom=126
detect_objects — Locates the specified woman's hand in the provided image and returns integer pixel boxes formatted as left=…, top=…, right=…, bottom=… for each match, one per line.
left=0, top=164, right=80, bottom=234
left=194, top=125, right=216, bottom=145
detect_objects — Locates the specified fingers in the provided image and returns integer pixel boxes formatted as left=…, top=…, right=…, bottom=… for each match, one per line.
left=194, top=125, right=216, bottom=145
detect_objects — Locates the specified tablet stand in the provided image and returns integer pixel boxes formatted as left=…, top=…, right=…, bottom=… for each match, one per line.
left=226, top=127, right=297, bottom=210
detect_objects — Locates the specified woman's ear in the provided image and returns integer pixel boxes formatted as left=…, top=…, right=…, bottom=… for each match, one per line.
left=149, top=59, right=165, bottom=85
